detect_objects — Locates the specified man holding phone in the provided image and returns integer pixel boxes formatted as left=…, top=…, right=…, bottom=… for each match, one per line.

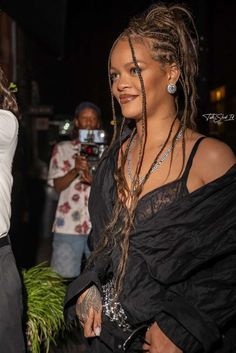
left=48, top=101, right=101, bottom=278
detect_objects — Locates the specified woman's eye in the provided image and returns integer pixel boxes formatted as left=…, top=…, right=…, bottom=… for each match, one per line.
left=110, top=72, right=118, bottom=82
left=130, top=67, right=140, bottom=75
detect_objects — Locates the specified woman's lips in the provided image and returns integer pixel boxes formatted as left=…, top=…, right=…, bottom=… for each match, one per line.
left=119, top=95, right=138, bottom=104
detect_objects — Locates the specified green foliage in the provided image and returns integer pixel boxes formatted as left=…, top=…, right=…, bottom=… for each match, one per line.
left=8, top=82, right=18, bottom=92
left=22, top=263, right=67, bottom=353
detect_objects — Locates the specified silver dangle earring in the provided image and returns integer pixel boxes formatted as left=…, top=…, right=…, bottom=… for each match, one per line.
left=167, top=83, right=177, bottom=94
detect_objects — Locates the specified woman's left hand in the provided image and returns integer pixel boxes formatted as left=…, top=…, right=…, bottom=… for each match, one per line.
left=143, top=322, right=183, bottom=353
left=76, top=285, right=102, bottom=338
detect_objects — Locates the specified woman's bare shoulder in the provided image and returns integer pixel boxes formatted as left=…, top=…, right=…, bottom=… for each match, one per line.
left=187, top=131, right=236, bottom=184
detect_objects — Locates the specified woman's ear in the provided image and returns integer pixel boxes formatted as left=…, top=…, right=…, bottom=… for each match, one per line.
left=168, top=63, right=180, bottom=84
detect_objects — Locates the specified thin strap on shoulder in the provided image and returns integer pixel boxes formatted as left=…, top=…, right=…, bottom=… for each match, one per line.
left=182, top=136, right=206, bottom=181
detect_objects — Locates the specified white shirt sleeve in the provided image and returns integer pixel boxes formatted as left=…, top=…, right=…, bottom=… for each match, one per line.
left=0, top=109, right=18, bottom=237
left=47, top=143, right=66, bottom=187
left=0, top=109, right=18, bottom=151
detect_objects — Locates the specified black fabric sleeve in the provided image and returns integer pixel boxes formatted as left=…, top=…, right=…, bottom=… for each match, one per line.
left=154, top=252, right=236, bottom=352
left=155, top=311, right=202, bottom=353
left=155, top=293, right=220, bottom=353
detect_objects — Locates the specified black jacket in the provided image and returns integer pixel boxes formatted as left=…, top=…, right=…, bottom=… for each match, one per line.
left=65, top=136, right=236, bottom=353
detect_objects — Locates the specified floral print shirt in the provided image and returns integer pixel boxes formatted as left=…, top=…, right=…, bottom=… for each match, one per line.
left=48, top=139, right=91, bottom=235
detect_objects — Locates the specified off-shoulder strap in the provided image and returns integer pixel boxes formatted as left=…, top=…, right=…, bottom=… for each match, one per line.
left=182, top=137, right=206, bottom=182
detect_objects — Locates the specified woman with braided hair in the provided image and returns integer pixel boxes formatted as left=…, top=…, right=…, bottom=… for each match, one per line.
left=0, top=65, right=26, bottom=351
left=65, top=3, right=236, bottom=352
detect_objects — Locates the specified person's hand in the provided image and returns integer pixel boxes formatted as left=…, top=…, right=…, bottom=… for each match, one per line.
left=76, top=285, right=102, bottom=338
left=74, top=154, right=92, bottom=184
left=143, top=322, right=183, bottom=353
left=80, top=169, right=92, bottom=184
left=74, top=154, right=90, bottom=174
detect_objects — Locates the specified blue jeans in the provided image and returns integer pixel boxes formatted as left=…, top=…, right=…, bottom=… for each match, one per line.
left=50, top=233, right=90, bottom=278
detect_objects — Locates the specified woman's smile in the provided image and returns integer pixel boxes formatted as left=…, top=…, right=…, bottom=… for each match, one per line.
left=119, top=94, right=139, bottom=104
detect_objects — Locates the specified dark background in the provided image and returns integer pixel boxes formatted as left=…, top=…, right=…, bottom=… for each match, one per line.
left=2, top=0, right=235, bottom=121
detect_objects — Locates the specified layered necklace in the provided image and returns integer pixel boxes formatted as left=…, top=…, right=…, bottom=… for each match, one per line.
left=127, top=127, right=184, bottom=186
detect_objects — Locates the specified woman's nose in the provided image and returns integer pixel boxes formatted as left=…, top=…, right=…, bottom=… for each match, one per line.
left=117, top=75, right=130, bottom=91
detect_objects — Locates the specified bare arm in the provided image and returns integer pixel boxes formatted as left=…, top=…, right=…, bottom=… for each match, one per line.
left=54, top=168, right=78, bottom=193
left=195, top=138, right=236, bottom=185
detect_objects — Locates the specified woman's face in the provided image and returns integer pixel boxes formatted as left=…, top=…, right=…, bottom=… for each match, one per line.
left=75, top=108, right=100, bottom=130
left=110, top=38, right=174, bottom=121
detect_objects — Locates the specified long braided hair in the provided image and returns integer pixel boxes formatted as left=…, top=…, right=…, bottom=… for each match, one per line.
left=0, top=66, right=18, bottom=116
left=88, top=2, right=199, bottom=294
